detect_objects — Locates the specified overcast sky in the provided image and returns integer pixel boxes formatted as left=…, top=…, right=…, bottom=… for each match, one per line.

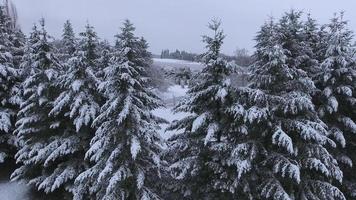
left=10, top=0, right=356, bottom=55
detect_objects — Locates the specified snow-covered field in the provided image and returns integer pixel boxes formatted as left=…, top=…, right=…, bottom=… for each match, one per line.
left=153, top=58, right=204, bottom=71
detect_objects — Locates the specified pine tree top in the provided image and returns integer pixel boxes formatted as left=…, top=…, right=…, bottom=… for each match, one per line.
left=323, top=12, right=354, bottom=69
left=254, top=18, right=277, bottom=60
left=115, top=19, right=136, bottom=51
left=202, top=19, right=225, bottom=63
left=78, top=23, right=98, bottom=66
left=62, top=20, right=75, bottom=39
left=0, top=5, right=12, bottom=33
left=61, top=20, right=76, bottom=56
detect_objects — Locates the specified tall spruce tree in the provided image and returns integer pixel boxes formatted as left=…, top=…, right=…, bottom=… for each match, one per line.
left=96, top=40, right=112, bottom=83
left=79, top=23, right=99, bottom=71
left=40, top=23, right=102, bottom=196
left=0, top=4, right=20, bottom=163
left=51, top=22, right=100, bottom=136
left=10, top=28, right=25, bottom=68
left=301, top=14, right=322, bottom=78
left=165, top=20, right=245, bottom=199
left=97, top=40, right=111, bottom=68
left=73, top=20, right=163, bottom=200
left=137, top=37, right=155, bottom=87
left=19, top=24, right=40, bottom=78
left=60, top=20, right=77, bottom=59
left=221, top=19, right=280, bottom=200
left=244, top=16, right=345, bottom=199
left=277, top=10, right=304, bottom=68
left=276, top=10, right=319, bottom=79
left=137, top=37, right=152, bottom=69
left=11, top=20, right=77, bottom=197
left=315, top=13, right=356, bottom=199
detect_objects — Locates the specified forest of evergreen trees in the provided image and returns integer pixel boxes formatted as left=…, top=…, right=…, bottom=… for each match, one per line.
left=0, top=2, right=355, bottom=199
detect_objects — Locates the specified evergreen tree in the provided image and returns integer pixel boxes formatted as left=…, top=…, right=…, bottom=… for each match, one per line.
left=96, top=40, right=112, bottom=83
left=276, top=10, right=319, bottom=79
left=317, top=25, right=331, bottom=63
left=19, top=24, right=40, bottom=78
left=166, top=20, right=244, bottom=199
left=60, top=20, right=77, bottom=59
left=254, top=17, right=277, bottom=63
left=315, top=13, right=356, bottom=199
left=137, top=37, right=156, bottom=87
left=79, top=23, right=99, bottom=71
left=11, top=19, right=77, bottom=196
left=0, top=4, right=20, bottom=163
left=137, top=37, right=152, bottom=68
left=244, top=17, right=345, bottom=199
left=277, top=10, right=304, bottom=68
left=301, top=13, right=322, bottom=78
left=10, top=29, right=25, bottom=67
left=37, top=22, right=101, bottom=196
left=74, top=20, right=163, bottom=200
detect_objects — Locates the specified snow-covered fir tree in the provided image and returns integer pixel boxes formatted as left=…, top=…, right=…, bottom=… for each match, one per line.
left=95, top=40, right=112, bottom=83
left=276, top=10, right=305, bottom=66
left=314, top=13, right=356, bottom=199
left=245, top=16, right=345, bottom=199
left=301, top=13, right=322, bottom=78
left=19, top=24, right=41, bottom=78
left=78, top=23, right=99, bottom=72
left=0, top=5, right=355, bottom=199
left=137, top=37, right=152, bottom=69
left=10, top=28, right=25, bottom=67
left=35, top=22, right=102, bottom=196
left=165, top=20, right=247, bottom=199
left=0, top=4, right=21, bottom=163
left=11, top=19, right=79, bottom=197
left=51, top=22, right=101, bottom=141
left=73, top=20, right=164, bottom=200
left=276, top=10, right=319, bottom=79
left=254, top=17, right=277, bottom=63
left=59, top=20, right=77, bottom=59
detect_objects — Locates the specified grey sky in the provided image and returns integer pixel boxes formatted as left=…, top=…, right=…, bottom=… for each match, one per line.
left=11, top=0, right=356, bottom=55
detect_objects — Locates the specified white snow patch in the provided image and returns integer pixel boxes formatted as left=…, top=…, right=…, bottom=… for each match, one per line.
left=0, top=181, right=30, bottom=200
left=192, top=113, right=208, bottom=132
left=71, top=80, right=83, bottom=92
left=204, top=123, right=218, bottom=145
left=159, top=85, right=189, bottom=101
left=153, top=84, right=190, bottom=140
left=153, top=58, right=204, bottom=71
left=216, top=88, right=228, bottom=100
left=152, top=107, right=188, bottom=140
left=130, top=136, right=141, bottom=160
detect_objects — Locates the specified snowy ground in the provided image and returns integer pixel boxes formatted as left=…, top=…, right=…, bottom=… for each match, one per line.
left=153, top=84, right=189, bottom=140
left=157, top=85, right=188, bottom=106
left=153, top=58, right=204, bottom=71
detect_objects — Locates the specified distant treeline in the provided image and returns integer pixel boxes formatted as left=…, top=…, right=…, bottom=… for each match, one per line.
left=160, top=49, right=197, bottom=61
left=160, top=48, right=254, bottom=66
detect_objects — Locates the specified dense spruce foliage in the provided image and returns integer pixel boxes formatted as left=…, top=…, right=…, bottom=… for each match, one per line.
left=314, top=14, right=356, bottom=199
left=0, top=2, right=355, bottom=199
left=73, top=20, right=164, bottom=200
left=246, top=13, right=344, bottom=199
left=165, top=20, right=242, bottom=199
left=11, top=19, right=80, bottom=195
left=0, top=4, right=23, bottom=164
